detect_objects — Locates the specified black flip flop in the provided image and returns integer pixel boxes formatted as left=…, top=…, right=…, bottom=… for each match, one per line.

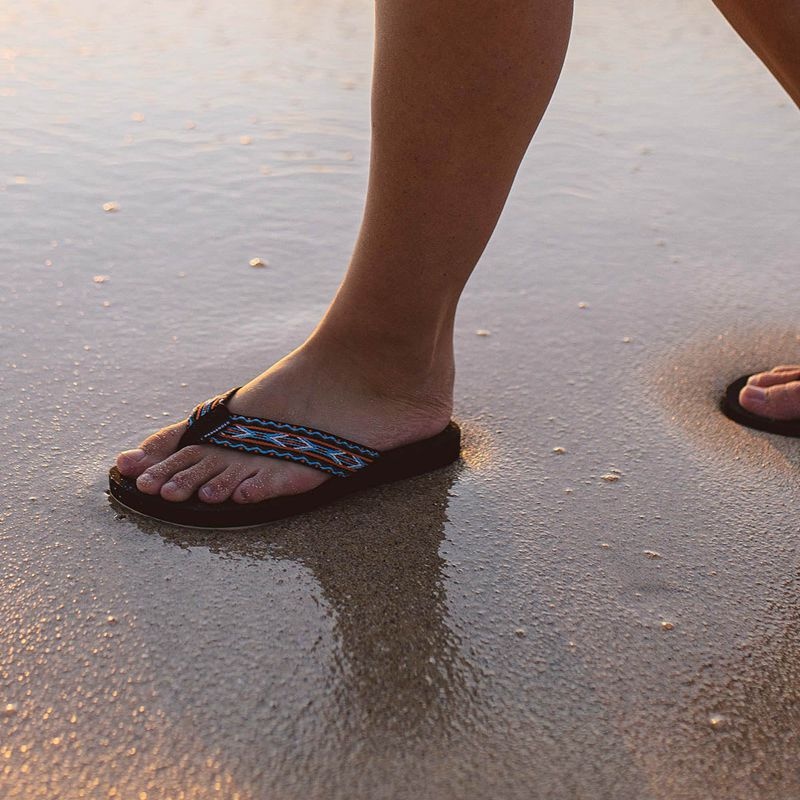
left=108, top=388, right=461, bottom=529
left=720, top=373, right=800, bottom=437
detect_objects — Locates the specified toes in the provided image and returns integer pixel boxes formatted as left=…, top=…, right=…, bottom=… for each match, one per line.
left=233, top=466, right=309, bottom=504
left=231, top=470, right=277, bottom=504
left=740, top=379, right=800, bottom=421
left=160, top=459, right=229, bottom=502
left=115, top=448, right=147, bottom=475
left=198, top=466, right=256, bottom=504
left=771, top=364, right=800, bottom=373
left=116, top=421, right=187, bottom=477
left=136, top=445, right=205, bottom=495
left=747, top=368, right=800, bottom=388
left=139, top=422, right=188, bottom=464
left=231, top=465, right=326, bottom=504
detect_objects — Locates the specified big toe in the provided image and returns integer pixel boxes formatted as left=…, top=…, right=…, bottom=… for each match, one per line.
left=116, top=421, right=187, bottom=477
left=739, top=380, right=800, bottom=421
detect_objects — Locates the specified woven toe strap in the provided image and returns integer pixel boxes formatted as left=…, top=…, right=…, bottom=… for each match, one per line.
left=178, top=388, right=379, bottom=478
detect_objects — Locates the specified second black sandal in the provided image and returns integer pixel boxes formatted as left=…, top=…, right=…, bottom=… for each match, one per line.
left=720, top=373, right=800, bottom=437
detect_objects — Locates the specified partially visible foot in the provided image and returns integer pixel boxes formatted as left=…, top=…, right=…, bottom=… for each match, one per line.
left=115, top=336, right=454, bottom=505
left=738, top=364, right=800, bottom=420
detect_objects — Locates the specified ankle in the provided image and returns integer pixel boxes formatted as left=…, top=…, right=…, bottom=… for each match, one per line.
left=303, top=317, right=455, bottom=404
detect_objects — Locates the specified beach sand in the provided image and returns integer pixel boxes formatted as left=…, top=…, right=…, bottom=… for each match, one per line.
left=1, top=0, right=799, bottom=797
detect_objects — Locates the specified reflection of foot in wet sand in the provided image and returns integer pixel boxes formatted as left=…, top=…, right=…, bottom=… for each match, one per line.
left=135, top=460, right=475, bottom=740
left=739, top=365, right=800, bottom=421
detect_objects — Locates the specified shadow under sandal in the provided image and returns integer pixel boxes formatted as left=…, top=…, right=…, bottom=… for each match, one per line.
left=720, top=374, right=800, bottom=437
left=108, top=388, right=462, bottom=529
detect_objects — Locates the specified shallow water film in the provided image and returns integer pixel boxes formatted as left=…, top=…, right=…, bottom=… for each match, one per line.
left=2, top=0, right=800, bottom=798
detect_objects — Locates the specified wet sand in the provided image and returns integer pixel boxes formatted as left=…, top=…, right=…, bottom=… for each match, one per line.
left=2, top=0, right=800, bottom=797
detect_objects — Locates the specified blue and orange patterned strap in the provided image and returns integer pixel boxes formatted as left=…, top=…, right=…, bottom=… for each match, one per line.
left=181, top=388, right=379, bottom=478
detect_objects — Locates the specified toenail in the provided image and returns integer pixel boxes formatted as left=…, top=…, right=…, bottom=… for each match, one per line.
left=742, top=385, right=766, bottom=402
left=199, top=486, right=214, bottom=499
left=121, top=448, right=145, bottom=461
left=138, top=473, right=155, bottom=484
left=162, top=481, right=177, bottom=492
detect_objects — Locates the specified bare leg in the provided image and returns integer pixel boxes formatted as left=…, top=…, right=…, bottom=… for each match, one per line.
left=710, top=1, right=800, bottom=418
left=712, top=0, right=800, bottom=104
left=116, top=0, right=573, bottom=504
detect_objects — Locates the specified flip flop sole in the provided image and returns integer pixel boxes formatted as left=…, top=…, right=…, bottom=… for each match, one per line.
left=108, top=421, right=462, bottom=529
left=720, top=374, right=800, bottom=437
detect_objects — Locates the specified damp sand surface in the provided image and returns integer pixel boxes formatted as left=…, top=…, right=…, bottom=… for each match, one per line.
left=2, top=1, right=800, bottom=798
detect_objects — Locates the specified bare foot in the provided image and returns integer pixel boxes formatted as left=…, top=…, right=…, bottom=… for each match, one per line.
left=115, top=338, right=454, bottom=505
left=738, top=365, right=800, bottom=420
